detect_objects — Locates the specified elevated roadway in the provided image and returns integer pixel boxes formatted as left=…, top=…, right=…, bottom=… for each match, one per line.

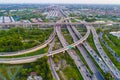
left=0, top=17, right=87, bottom=57
left=48, top=38, right=60, bottom=80
left=48, top=22, right=90, bottom=56
left=0, top=21, right=120, bottom=26
left=0, top=53, right=47, bottom=64
left=0, top=19, right=90, bottom=64
left=0, top=27, right=56, bottom=56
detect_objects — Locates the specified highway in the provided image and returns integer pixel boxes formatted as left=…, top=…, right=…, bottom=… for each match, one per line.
left=99, top=32, right=120, bottom=62
left=72, top=19, right=109, bottom=73
left=91, top=26, right=120, bottom=79
left=0, top=6, right=119, bottom=80
left=65, top=20, right=104, bottom=80
left=48, top=38, right=60, bottom=80
left=0, top=53, right=47, bottom=64
left=46, top=7, right=60, bottom=18
left=1, top=21, right=120, bottom=26
left=55, top=25, right=93, bottom=80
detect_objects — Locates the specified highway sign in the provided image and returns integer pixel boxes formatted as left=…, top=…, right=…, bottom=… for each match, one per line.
left=68, top=45, right=74, bottom=49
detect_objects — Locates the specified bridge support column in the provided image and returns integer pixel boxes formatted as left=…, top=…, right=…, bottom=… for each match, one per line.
left=52, top=54, right=54, bottom=57
left=76, top=24, right=77, bottom=27
left=38, top=24, right=40, bottom=29
left=6, top=25, right=10, bottom=29
left=15, top=24, right=17, bottom=28
left=63, top=51, right=65, bottom=54
left=31, top=24, right=32, bottom=28
left=22, top=24, right=24, bottom=28
left=25, top=24, right=27, bottom=28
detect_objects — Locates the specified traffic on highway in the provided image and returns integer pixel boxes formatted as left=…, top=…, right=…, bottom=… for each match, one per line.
left=0, top=5, right=120, bottom=80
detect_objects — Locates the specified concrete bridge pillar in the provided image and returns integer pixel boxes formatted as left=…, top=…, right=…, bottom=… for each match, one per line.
left=63, top=51, right=65, bottom=54
left=26, top=24, right=27, bottom=28
left=30, top=24, right=32, bottom=28
left=15, top=24, right=18, bottom=27
left=38, top=24, right=39, bottom=28
left=22, top=24, right=24, bottom=28
left=52, top=54, right=54, bottom=57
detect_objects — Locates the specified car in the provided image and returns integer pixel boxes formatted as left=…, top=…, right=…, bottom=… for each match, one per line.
left=90, top=50, right=92, bottom=52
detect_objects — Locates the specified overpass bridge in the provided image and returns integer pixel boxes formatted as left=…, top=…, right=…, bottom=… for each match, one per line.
left=0, top=21, right=120, bottom=26
left=0, top=26, right=56, bottom=56
left=0, top=22, right=90, bottom=64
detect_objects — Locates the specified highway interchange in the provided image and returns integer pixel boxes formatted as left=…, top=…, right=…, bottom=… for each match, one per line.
left=0, top=6, right=120, bottom=80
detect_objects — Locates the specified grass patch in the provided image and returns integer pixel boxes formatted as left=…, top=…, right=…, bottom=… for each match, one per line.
left=0, top=28, right=52, bottom=52
left=62, top=28, right=74, bottom=44
left=0, top=65, right=22, bottom=80
left=70, top=19, right=77, bottom=22
left=63, top=34, right=74, bottom=44
left=63, top=66, right=82, bottom=80
left=53, top=53, right=83, bottom=80
left=0, top=56, right=54, bottom=80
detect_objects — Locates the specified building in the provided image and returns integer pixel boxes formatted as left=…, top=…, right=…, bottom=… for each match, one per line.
left=110, top=31, right=120, bottom=39
left=31, top=18, right=43, bottom=23
left=27, top=72, right=42, bottom=80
